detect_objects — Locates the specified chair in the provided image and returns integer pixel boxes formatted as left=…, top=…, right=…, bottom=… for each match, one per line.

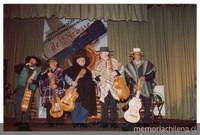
left=87, top=93, right=101, bottom=124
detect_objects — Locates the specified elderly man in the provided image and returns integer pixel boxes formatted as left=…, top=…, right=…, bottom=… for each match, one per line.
left=92, top=47, right=124, bottom=129
left=125, top=48, right=156, bottom=127
left=39, top=57, right=66, bottom=128
left=63, top=54, right=97, bottom=128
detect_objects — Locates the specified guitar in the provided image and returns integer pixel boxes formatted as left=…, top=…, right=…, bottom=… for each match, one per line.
left=109, top=58, right=130, bottom=100
left=21, top=71, right=37, bottom=113
left=49, top=73, right=64, bottom=118
left=124, top=79, right=143, bottom=123
left=60, top=69, right=86, bottom=112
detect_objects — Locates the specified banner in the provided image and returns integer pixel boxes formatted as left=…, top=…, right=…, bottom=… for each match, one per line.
left=39, top=18, right=108, bottom=118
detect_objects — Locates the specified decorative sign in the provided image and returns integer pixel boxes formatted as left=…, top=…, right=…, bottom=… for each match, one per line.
left=153, top=85, right=165, bottom=116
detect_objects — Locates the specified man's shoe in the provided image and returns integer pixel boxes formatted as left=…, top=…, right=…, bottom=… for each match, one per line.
left=143, top=123, right=151, bottom=127
left=46, top=124, right=54, bottom=128
left=80, top=123, right=90, bottom=128
left=56, top=124, right=63, bottom=128
left=14, top=122, right=22, bottom=127
left=15, top=124, right=32, bottom=131
left=100, top=123, right=108, bottom=129
left=111, top=123, right=119, bottom=129
left=73, top=123, right=79, bottom=128
left=136, top=123, right=141, bottom=127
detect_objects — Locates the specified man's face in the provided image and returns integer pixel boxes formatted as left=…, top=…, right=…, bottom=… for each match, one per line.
left=100, top=52, right=109, bottom=60
left=49, top=62, right=57, bottom=69
left=133, top=52, right=141, bottom=61
left=76, top=57, right=86, bottom=66
left=29, top=58, right=37, bottom=66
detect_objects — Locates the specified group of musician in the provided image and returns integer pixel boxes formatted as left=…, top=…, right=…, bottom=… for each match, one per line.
left=13, top=47, right=156, bottom=131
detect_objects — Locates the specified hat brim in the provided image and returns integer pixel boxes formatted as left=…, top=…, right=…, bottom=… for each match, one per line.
left=129, top=52, right=144, bottom=53
left=25, top=56, right=42, bottom=67
left=95, top=51, right=114, bottom=52
left=129, top=54, right=144, bottom=57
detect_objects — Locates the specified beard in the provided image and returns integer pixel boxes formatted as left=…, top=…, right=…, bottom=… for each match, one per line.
left=30, top=62, right=37, bottom=67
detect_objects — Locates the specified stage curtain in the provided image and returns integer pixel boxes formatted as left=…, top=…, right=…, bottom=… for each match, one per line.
left=3, top=4, right=196, bottom=120
left=4, top=4, right=147, bottom=22
left=108, top=4, right=196, bottom=120
left=4, top=18, right=44, bottom=117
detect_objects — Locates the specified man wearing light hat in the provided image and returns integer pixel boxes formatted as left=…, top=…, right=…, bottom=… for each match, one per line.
left=92, top=47, right=124, bottom=129
left=125, top=48, right=156, bottom=127
left=39, top=57, right=66, bottom=128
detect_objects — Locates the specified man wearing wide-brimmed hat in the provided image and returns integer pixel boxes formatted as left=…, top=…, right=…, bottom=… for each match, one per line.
left=39, top=57, right=66, bottom=128
left=14, top=55, right=41, bottom=130
left=125, top=48, right=156, bottom=127
left=63, top=53, right=97, bottom=128
left=92, top=47, right=124, bottom=129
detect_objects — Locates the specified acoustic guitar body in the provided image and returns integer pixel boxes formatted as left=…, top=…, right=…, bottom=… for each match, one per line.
left=114, top=77, right=130, bottom=100
left=50, top=95, right=64, bottom=118
left=21, top=89, right=32, bottom=113
left=60, top=88, right=79, bottom=112
left=124, top=97, right=142, bottom=123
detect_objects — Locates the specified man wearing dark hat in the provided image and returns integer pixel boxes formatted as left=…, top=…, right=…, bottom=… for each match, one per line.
left=14, top=55, right=41, bottom=130
left=39, top=57, right=66, bottom=128
left=92, top=47, right=124, bottom=129
left=63, top=53, right=97, bottom=128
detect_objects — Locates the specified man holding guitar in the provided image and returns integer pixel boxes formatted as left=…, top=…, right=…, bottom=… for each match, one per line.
left=62, top=53, right=97, bottom=128
left=39, top=57, right=66, bottom=128
left=125, top=48, right=156, bottom=127
left=92, top=47, right=124, bottom=129
left=14, top=55, right=41, bottom=130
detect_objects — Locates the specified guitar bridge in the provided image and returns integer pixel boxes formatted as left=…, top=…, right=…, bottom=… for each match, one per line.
left=51, top=110, right=62, bottom=113
left=62, top=101, right=70, bottom=106
left=130, top=114, right=138, bottom=118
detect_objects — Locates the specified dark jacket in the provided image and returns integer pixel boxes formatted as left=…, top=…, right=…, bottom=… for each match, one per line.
left=63, top=61, right=97, bottom=116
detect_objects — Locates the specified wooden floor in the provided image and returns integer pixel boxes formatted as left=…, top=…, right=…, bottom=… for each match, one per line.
left=3, top=117, right=197, bottom=132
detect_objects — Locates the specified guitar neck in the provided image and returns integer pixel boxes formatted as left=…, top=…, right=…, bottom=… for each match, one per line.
left=25, top=71, right=36, bottom=90
left=135, top=90, right=141, bottom=99
left=68, top=69, right=86, bottom=94
left=50, top=74, right=58, bottom=103
left=52, top=88, right=57, bottom=103
left=68, top=77, right=80, bottom=94
left=136, top=79, right=143, bottom=99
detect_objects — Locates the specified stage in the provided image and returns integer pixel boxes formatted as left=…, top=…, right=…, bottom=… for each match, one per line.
left=3, top=117, right=197, bottom=132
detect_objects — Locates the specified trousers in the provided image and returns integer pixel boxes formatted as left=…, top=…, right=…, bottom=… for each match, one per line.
left=15, top=85, right=34, bottom=123
left=101, top=91, right=118, bottom=124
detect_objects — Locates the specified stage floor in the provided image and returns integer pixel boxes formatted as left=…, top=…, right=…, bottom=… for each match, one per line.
left=3, top=117, right=197, bottom=132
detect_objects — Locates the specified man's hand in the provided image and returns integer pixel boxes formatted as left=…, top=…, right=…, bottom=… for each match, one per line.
left=139, top=76, right=145, bottom=82
left=72, top=81, right=78, bottom=87
left=48, top=72, right=53, bottom=78
left=27, top=79, right=33, bottom=84
left=134, top=85, right=142, bottom=91
left=25, top=63, right=32, bottom=66
left=112, top=71, right=117, bottom=77
left=52, top=84, right=57, bottom=89
left=100, top=76, right=106, bottom=83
